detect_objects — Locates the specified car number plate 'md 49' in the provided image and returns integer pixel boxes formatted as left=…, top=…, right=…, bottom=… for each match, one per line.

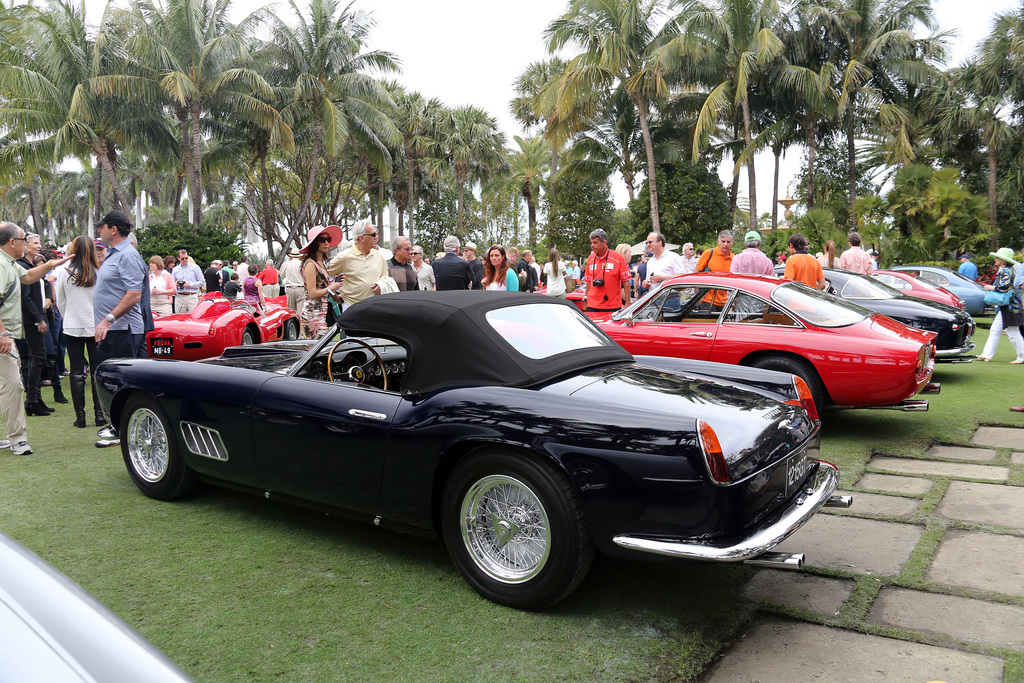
left=151, top=338, right=173, bottom=356
left=785, top=450, right=812, bottom=498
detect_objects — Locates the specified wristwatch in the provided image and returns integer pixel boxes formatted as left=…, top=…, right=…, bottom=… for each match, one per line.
left=105, top=313, right=116, bottom=323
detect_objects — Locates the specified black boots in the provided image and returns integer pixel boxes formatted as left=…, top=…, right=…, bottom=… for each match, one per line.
left=70, top=373, right=86, bottom=428
left=91, top=374, right=108, bottom=427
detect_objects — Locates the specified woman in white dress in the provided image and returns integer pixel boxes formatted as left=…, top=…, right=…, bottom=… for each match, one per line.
left=543, top=248, right=567, bottom=298
left=148, top=255, right=176, bottom=316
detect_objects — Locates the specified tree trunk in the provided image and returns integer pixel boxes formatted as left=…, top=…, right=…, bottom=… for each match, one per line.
left=27, top=183, right=41, bottom=236
left=457, top=177, right=466, bottom=234
left=525, top=183, right=536, bottom=246
left=259, top=147, right=275, bottom=260
left=741, top=96, right=757, bottom=232
left=806, top=122, right=817, bottom=210
left=190, top=102, right=203, bottom=226
left=634, top=95, right=660, bottom=233
left=847, top=118, right=857, bottom=231
left=277, top=118, right=323, bottom=267
left=730, top=167, right=740, bottom=217
left=95, top=141, right=131, bottom=214
left=771, top=146, right=780, bottom=231
left=93, top=161, right=102, bottom=231
left=176, top=109, right=197, bottom=225
left=987, top=129, right=998, bottom=251
left=406, top=147, right=416, bottom=244
left=172, top=172, right=184, bottom=223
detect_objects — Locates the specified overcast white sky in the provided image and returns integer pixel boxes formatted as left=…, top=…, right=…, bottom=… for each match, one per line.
left=81, top=0, right=1020, bottom=219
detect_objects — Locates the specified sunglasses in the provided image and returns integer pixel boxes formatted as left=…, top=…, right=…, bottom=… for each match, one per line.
left=363, top=232, right=378, bottom=238
left=317, top=235, right=332, bottom=243
left=410, top=251, right=421, bottom=255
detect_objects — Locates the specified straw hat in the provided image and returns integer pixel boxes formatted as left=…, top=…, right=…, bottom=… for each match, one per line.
left=299, top=225, right=343, bottom=253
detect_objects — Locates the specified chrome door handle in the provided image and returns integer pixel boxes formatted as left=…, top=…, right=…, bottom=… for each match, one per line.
left=349, top=409, right=387, bottom=420
left=689, top=332, right=713, bottom=338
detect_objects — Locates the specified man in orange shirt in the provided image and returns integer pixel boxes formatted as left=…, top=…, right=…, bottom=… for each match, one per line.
left=695, top=230, right=734, bottom=309
left=784, top=233, right=826, bottom=289
left=583, top=229, right=632, bottom=312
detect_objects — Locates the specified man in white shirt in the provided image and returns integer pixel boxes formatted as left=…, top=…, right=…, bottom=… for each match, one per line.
left=280, top=248, right=306, bottom=311
left=642, top=232, right=687, bottom=291
left=411, top=245, right=435, bottom=291
left=681, top=243, right=698, bottom=274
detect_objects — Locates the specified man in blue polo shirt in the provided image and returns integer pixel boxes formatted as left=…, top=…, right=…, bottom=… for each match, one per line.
left=958, top=253, right=979, bottom=281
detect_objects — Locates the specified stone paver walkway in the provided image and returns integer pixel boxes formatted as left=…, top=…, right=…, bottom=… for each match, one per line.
left=722, top=424, right=1024, bottom=681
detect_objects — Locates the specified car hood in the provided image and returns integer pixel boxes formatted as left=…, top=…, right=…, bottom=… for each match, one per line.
left=566, top=364, right=816, bottom=481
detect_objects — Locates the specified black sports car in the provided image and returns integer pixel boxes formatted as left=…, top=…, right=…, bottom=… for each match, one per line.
left=821, top=269, right=976, bottom=360
left=95, top=292, right=845, bottom=609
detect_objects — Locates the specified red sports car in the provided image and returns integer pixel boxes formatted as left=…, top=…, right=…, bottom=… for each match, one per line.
left=147, top=294, right=301, bottom=360
left=871, top=270, right=966, bottom=310
left=590, top=273, right=937, bottom=412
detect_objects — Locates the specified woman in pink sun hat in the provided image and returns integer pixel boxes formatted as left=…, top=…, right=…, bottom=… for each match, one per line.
left=299, top=225, right=344, bottom=338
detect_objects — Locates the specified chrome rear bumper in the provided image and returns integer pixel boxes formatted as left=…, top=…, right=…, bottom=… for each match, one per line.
left=612, top=462, right=840, bottom=563
left=935, top=342, right=976, bottom=358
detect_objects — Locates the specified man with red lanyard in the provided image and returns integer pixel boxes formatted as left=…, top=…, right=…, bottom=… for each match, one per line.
left=583, top=229, right=631, bottom=312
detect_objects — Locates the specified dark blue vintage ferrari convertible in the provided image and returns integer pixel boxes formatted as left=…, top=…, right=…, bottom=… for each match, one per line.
left=95, top=292, right=847, bottom=609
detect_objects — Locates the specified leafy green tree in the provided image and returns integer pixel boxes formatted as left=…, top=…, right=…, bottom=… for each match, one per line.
left=628, top=162, right=731, bottom=247
left=136, top=221, right=246, bottom=266
left=487, top=135, right=548, bottom=246
left=544, top=174, right=615, bottom=258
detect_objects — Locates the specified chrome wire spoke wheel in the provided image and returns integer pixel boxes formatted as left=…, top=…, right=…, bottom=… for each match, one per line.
left=461, top=474, right=551, bottom=583
left=127, top=408, right=169, bottom=483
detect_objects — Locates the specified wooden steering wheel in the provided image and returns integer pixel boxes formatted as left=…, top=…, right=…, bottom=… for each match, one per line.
left=326, top=338, right=388, bottom=391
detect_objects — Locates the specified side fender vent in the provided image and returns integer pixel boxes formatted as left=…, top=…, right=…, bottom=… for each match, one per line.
left=180, top=422, right=228, bottom=461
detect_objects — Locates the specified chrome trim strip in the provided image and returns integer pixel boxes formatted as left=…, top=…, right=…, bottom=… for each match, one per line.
left=180, top=422, right=228, bottom=461
left=611, top=462, right=839, bottom=562
left=348, top=409, right=388, bottom=421
left=935, top=343, right=976, bottom=358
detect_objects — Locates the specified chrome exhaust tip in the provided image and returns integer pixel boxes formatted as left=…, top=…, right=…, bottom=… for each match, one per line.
left=896, top=400, right=929, bottom=412
left=920, top=382, right=941, bottom=394
left=824, top=494, right=853, bottom=508
left=744, top=551, right=804, bottom=569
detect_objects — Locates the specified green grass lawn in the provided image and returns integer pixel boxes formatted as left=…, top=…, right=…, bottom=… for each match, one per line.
left=1, top=322, right=1021, bottom=682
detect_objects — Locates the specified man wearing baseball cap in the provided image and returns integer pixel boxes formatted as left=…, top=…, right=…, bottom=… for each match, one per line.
left=92, top=210, right=153, bottom=445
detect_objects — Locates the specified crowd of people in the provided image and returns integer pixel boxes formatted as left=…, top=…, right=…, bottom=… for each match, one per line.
left=6, top=210, right=1009, bottom=454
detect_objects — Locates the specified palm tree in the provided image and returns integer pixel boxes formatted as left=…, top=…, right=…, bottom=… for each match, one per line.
left=390, top=86, right=445, bottom=242
left=0, top=0, right=137, bottom=217
left=270, top=0, right=399, bottom=256
left=667, top=0, right=785, bottom=232
left=545, top=0, right=674, bottom=233
left=805, top=0, right=942, bottom=228
left=490, top=135, right=549, bottom=246
left=432, top=105, right=507, bottom=234
left=945, top=8, right=1024, bottom=250
left=510, top=57, right=567, bottom=173
left=99, top=0, right=283, bottom=226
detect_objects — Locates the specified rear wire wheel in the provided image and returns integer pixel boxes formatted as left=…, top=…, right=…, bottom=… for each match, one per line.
left=750, top=355, right=827, bottom=413
left=442, top=450, right=593, bottom=610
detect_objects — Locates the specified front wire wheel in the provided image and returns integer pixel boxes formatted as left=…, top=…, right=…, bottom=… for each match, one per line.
left=443, top=451, right=593, bottom=610
left=120, top=393, right=197, bottom=501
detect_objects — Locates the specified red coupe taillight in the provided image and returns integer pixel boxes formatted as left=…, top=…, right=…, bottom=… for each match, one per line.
left=697, top=420, right=730, bottom=484
left=786, top=376, right=819, bottom=423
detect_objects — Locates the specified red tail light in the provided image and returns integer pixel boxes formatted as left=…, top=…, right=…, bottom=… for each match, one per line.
left=697, top=420, right=730, bottom=483
left=786, top=376, right=819, bottom=422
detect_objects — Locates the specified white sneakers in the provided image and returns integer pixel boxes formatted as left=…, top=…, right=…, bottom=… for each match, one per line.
left=11, top=441, right=33, bottom=455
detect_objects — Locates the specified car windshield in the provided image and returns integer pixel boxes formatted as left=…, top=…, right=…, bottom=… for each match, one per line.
left=771, top=282, right=871, bottom=328
left=485, top=303, right=615, bottom=359
left=838, top=274, right=899, bottom=300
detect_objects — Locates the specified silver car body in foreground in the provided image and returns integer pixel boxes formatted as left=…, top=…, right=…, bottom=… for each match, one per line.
left=0, top=531, right=193, bottom=682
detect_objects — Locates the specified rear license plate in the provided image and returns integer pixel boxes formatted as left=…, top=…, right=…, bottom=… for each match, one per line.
left=785, top=451, right=811, bottom=497
left=151, top=338, right=174, bottom=356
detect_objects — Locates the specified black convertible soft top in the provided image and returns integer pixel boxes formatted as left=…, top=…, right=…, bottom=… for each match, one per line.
left=338, top=291, right=632, bottom=396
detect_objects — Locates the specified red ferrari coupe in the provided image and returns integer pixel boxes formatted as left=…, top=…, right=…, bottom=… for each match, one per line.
left=591, top=273, right=937, bottom=412
left=147, top=294, right=301, bottom=360
left=871, top=270, right=966, bottom=310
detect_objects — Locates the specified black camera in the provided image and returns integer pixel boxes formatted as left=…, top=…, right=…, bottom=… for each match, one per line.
left=175, top=280, right=186, bottom=289
left=592, top=278, right=605, bottom=287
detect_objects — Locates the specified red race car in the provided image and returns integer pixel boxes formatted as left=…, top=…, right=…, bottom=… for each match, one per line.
left=147, top=293, right=301, bottom=360
left=591, top=273, right=937, bottom=412
left=871, top=269, right=966, bottom=310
